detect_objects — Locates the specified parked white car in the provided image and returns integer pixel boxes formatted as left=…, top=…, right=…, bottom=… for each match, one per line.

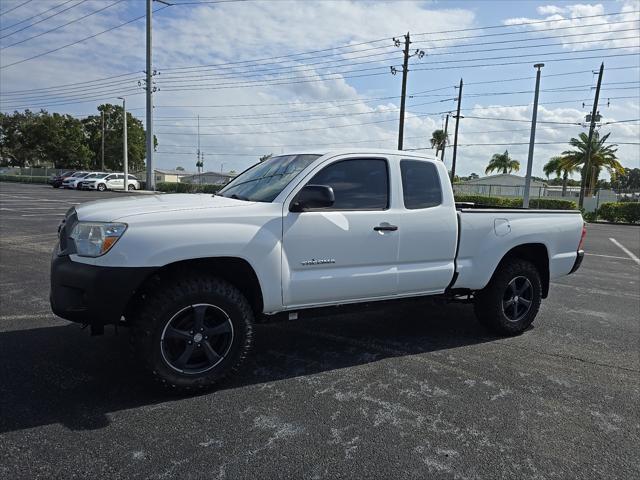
left=77, top=172, right=108, bottom=190
left=51, top=149, right=586, bottom=391
left=61, top=171, right=90, bottom=189
left=79, top=173, right=140, bottom=191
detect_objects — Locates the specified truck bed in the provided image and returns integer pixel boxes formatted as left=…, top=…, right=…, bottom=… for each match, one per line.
left=452, top=207, right=583, bottom=291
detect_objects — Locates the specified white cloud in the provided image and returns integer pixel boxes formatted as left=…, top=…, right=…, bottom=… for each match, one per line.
left=504, top=2, right=640, bottom=51
left=537, top=6, right=567, bottom=15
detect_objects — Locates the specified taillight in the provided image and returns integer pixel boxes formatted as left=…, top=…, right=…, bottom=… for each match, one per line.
left=578, top=222, right=587, bottom=251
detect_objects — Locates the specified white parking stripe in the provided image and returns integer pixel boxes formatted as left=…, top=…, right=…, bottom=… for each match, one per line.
left=585, top=253, right=633, bottom=260
left=609, top=238, right=640, bottom=265
left=21, top=213, right=66, bottom=217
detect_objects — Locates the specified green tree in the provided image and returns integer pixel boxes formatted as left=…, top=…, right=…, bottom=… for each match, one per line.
left=543, top=155, right=580, bottom=196
left=0, top=110, right=91, bottom=168
left=485, top=150, right=520, bottom=175
left=560, top=131, right=623, bottom=197
left=429, top=129, right=448, bottom=158
left=611, top=167, right=640, bottom=191
left=83, top=104, right=156, bottom=172
left=175, top=166, right=185, bottom=171
left=259, top=153, right=273, bottom=162
left=0, top=110, right=41, bottom=166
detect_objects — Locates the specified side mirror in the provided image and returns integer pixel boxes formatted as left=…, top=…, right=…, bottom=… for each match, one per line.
left=290, top=185, right=335, bottom=212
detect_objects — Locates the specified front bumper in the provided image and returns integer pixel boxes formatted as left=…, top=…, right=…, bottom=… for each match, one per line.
left=569, top=250, right=584, bottom=274
left=50, top=253, right=155, bottom=332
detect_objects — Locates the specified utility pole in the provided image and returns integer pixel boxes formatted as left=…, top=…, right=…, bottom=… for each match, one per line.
left=450, top=78, right=463, bottom=182
left=397, top=33, right=410, bottom=150
left=392, top=32, right=424, bottom=150
left=101, top=110, right=105, bottom=171
left=118, top=97, right=128, bottom=191
left=523, top=63, right=544, bottom=208
left=578, top=62, right=604, bottom=208
left=440, top=113, right=449, bottom=162
left=145, top=0, right=155, bottom=191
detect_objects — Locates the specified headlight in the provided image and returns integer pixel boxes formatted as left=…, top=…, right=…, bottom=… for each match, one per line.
left=70, top=222, right=127, bottom=257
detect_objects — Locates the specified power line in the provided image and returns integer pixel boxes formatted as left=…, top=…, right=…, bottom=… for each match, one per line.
left=0, top=0, right=33, bottom=17
left=0, top=0, right=87, bottom=40
left=411, top=20, right=639, bottom=51
left=154, top=18, right=638, bottom=77
left=155, top=109, right=451, bottom=136
left=154, top=32, right=638, bottom=86
left=3, top=23, right=636, bottom=97
left=0, top=71, right=141, bottom=95
left=411, top=10, right=639, bottom=37
left=156, top=11, right=639, bottom=73
left=0, top=4, right=171, bottom=70
left=0, top=89, right=144, bottom=110
left=1, top=0, right=125, bottom=49
left=0, top=0, right=75, bottom=33
left=156, top=51, right=639, bottom=93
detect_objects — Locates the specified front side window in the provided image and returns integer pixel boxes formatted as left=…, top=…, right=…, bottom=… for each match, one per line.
left=308, top=158, right=389, bottom=210
left=400, top=159, right=442, bottom=209
left=219, top=154, right=321, bottom=202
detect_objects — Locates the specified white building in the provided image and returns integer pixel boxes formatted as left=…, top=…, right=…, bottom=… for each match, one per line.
left=181, top=171, right=236, bottom=186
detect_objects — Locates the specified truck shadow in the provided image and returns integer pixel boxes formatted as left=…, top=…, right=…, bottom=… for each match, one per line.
left=0, top=299, right=497, bottom=434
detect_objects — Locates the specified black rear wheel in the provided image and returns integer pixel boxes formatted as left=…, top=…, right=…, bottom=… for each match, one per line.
left=474, top=259, right=542, bottom=336
left=132, top=276, right=253, bottom=391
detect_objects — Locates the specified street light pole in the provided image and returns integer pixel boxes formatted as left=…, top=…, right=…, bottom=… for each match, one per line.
left=118, top=97, right=128, bottom=191
left=145, top=0, right=155, bottom=191
left=523, top=63, right=544, bottom=208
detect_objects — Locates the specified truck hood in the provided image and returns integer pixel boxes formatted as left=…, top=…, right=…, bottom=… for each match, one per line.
left=76, top=193, right=255, bottom=222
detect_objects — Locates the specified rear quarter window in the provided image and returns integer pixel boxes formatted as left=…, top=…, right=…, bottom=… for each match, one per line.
left=400, top=159, right=442, bottom=209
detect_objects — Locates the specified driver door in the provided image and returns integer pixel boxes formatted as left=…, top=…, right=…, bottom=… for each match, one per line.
left=282, top=157, right=400, bottom=308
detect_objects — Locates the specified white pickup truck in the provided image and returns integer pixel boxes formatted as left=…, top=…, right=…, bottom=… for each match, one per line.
left=51, top=149, right=586, bottom=391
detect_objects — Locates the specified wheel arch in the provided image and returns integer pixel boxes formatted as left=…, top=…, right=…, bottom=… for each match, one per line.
left=492, top=243, right=550, bottom=298
left=125, top=257, right=264, bottom=320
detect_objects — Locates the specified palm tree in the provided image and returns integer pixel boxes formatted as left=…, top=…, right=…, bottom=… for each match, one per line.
left=485, top=150, right=520, bottom=175
left=560, top=131, right=622, bottom=196
left=543, top=156, right=580, bottom=196
left=430, top=129, right=448, bottom=158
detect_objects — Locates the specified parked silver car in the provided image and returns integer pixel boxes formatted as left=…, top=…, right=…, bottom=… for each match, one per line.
left=61, top=171, right=90, bottom=189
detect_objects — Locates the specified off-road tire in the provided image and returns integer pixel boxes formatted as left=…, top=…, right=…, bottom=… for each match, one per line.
left=132, top=275, right=253, bottom=392
left=474, top=259, right=542, bottom=336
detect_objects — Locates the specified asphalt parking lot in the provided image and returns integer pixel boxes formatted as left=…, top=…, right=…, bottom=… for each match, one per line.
left=0, top=182, right=638, bottom=479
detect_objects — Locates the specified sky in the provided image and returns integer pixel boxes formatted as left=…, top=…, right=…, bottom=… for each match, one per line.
left=0, top=0, right=639, bottom=177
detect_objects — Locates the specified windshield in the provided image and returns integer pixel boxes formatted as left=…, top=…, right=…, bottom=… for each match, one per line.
left=85, top=173, right=104, bottom=179
left=218, top=154, right=321, bottom=202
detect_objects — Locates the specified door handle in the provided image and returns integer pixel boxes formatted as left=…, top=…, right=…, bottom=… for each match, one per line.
left=374, top=223, right=398, bottom=232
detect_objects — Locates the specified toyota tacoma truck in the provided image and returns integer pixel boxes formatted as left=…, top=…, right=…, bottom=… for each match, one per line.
left=50, top=150, right=586, bottom=391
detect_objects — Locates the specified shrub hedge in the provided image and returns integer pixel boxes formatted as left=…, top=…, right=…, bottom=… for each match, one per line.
left=454, top=194, right=577, bottom=210
left=0, top=175, right=50, bottom=184
left=156, top=182, right=222, bottom=194
left=597, top=202, right=640, bottom=224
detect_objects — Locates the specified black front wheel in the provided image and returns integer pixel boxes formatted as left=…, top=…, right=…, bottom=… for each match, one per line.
left=474, top=259, right=542, bottom=336
left=132, top=275, right=253, bottom=391
left=97, top=183, right=106, bottom=192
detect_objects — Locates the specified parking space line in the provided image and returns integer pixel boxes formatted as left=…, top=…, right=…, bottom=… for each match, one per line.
left=609, top=238, right=640, bottom=265
left=21, top=213, right=67, bottom=217
left=585, top=253, right=633, bottom=260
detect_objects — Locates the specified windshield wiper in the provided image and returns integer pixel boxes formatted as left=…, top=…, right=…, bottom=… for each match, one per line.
left=230, top=194, right=248, bottom=200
